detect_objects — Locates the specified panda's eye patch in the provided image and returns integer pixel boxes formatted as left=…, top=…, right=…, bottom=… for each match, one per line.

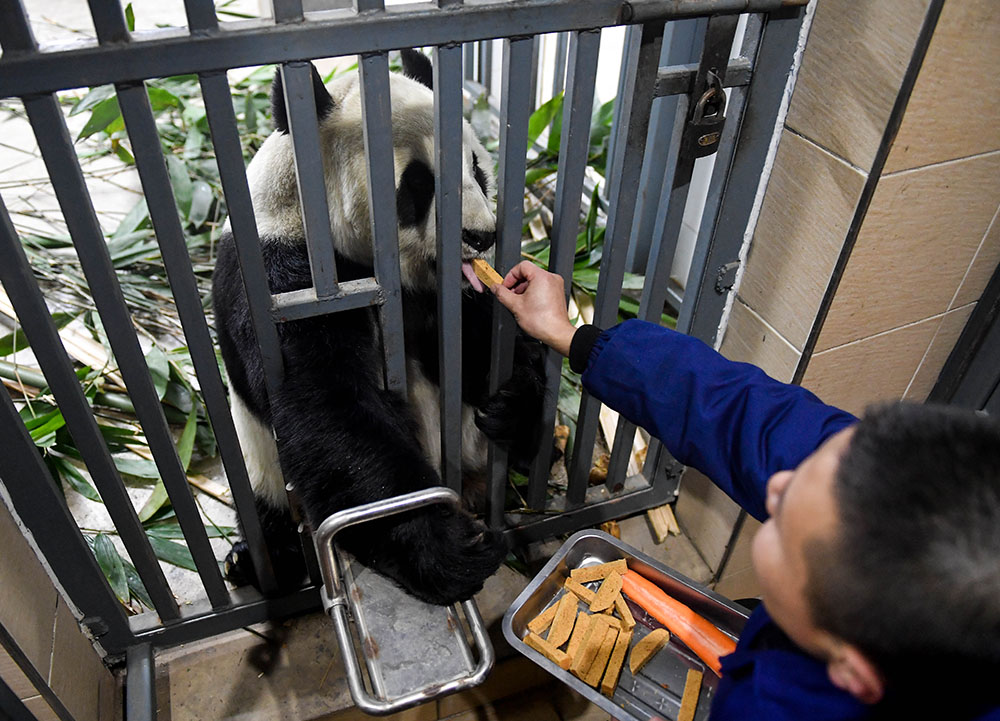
left=396, top=160, right=435, bottom=228
left=472, top=154, right=489, bottom=196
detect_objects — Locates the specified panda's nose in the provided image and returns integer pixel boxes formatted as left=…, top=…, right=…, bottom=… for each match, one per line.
left=462, top=228, right=495, bottom=252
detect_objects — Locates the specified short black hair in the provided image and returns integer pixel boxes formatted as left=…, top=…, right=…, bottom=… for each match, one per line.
left=806, top=402, right=1000, bottom=713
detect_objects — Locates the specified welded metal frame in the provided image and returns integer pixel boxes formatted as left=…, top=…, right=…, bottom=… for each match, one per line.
left=0, top=2, right=809, bottom=718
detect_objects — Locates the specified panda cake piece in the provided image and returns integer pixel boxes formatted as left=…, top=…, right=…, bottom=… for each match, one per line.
left=212, top=50, right=546, bottom=605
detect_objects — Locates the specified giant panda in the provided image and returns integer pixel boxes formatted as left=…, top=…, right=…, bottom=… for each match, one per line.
left=211, top=50, right=546, bottom=606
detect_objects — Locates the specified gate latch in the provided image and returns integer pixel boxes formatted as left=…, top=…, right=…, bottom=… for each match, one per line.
left=685, top=69, right=727, bottom=158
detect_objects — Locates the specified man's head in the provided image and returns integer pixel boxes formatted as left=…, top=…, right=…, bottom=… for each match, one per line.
left=751, top=402, right=1000, bottom=710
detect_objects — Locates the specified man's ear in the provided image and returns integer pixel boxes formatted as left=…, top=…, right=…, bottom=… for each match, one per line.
left=826, top=644, right=885, bottom=705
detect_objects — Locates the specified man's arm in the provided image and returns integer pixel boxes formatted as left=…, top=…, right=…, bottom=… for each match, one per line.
left=494, top=262, right=856, bottom=520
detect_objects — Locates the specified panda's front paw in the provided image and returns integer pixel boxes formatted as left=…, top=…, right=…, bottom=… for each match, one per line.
left=475, top=369, right=545, bottom=454
left=224, top=541, right=258, bottom=588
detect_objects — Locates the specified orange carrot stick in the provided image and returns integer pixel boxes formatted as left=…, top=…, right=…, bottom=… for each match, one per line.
left=621, top=570, right=736, bottom=676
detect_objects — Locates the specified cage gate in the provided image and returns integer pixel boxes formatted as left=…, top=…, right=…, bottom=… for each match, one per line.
left=0, top=1, right=809, bottom=718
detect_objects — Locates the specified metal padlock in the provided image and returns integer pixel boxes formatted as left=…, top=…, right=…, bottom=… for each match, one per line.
left=685, top=69, right=726, bottom=158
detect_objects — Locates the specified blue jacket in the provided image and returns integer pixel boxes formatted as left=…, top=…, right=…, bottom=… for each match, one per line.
left=576, top=320, right=1000, bottom=721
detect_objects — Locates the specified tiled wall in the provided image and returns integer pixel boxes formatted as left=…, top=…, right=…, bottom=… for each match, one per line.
left=680, top=0, right=1000, bottom=599
left=0, top=500, right=118, bottom=721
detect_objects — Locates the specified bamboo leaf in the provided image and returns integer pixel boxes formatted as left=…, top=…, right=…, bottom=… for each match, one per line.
left=111, top=198, right=150, bottom=240
left=112, top=455, right=160, bottom=479
left=138, top=480, right=169, bottom=523
left=527, top=93, right=562, bottom=149
left=177, top=406, right=198, bottom=471
left=145, top=346, right=169, bottom=400
left=49, top=456, right=103, bottom=502
left=122, top=559, right=153, bottom=609
left=187, top=181, right=213, bottom=228
left=166, top=155, right=193, bottom=217
left=0, top=312, right=76, bottom=356
left=148, top=536, right=196, bottom=571
left=70, top=86, right=116, bottom=117
left=94, top=533, right=129, bottom=602
left=124, top=3, right=135, bottom=31
left=77, top=97, right=122, bottom=141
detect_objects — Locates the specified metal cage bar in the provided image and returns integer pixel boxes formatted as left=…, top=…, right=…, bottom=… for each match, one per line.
left=485, top=36, right=536, bottom=528
left=125, top=643, right=156, bottom=721
left=566, top=21, right=664, bottom=507
left=358, top=47, right=409, bottom=393
left=279, top=61, right=341, bottom=298
left=526, top=28, right=602, bottom=511
left=183, top=0, right=219, bottom=32
left=432, top=42, right=465, bottom=492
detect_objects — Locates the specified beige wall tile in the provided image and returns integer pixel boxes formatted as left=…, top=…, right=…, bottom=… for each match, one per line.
left=98, top=669, right=121, bottom=721
left=21, top=696, right=60, bottom=721
left=953, top=209, right=1000, bottom=308
left=0, top=502, right=58, bottom=677
left=740, top=130, right=866, bottom=350
left=816, top=152, right=1000, bottom=350
left=0, top=648, right=38, bottom=699
left=884, top=1, right=1000, bottom=173
left=675, top=468, right=742, bottom=572
left=802, top=315, right=941, bottom=416
left=786, top=0, right=930, bottom=171
left=720, top=300, right=801, bottom=383
left=904, top=303, right=975, bottom=402
left=49, top=600, right=109, bottom=721
left=712, top=517, right=762, bottom=602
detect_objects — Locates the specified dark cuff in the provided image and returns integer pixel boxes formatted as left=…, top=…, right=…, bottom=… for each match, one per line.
left=569, top=324, right=603, bottom=374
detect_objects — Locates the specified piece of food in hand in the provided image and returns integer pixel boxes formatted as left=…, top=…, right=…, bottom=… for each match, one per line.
left=601, top=628, right=633, bottom=696
left=584, top=626, right=620, bottom=687
left=527, top=600, right=560, bottom=635
left=472, top=258, right=504, bottom=289
left=546, top=592, right=579, bottom=647
left=590, top=571, right=623, bottom=612
left=628, top=627, right=670, bottom=675
left=566, top=611, right=592, bottom=658
left=621, top=570, right=736, bottom=676
left=677, top=668, right=704, bottom=721
left=570, top=559, right=628, bottom=583
left=524, top=632, right=572, bottom=669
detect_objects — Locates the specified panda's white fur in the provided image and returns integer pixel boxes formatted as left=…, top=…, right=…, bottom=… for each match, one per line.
left=244, top=72, right=497, bottom=290
left=213, top=55, right=545, bottom=604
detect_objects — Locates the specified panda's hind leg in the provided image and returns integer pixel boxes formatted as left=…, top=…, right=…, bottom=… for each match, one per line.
left=224, top=498, right=307, bottom=590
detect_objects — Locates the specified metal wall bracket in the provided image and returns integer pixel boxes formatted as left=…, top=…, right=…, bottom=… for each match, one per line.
left=715, top=260, right=739, bottom=294
left=313, top=488, right=494, bottom=715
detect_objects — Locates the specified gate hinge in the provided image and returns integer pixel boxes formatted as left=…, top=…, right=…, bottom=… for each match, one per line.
left=81, top=616, right=109, bottom=639
left=715, top=261, right=739, bottom=294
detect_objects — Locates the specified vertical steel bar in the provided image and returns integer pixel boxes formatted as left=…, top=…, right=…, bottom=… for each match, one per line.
left=566, top=22, right=663, bottom=508
left=551, top=32, right=568, bottom=97
left=485, top=36, right=535, bottom=528
left=604, top=25, right=641, bottom=205
left=0, top=190, right=179, bottom=621
left=527, top=35, right=541, bottom=113
left=126, top=643, right=156, bottom=721
left=183, top=0, right=219, bottom=32
left=200, top=72, right=285, bottom=392
left=358, top=48, right=408, bottom=393
left=0, top=0, right=36, bottom=52
left=279, top=62, right=340, bottom=297
left=0, top=336, right=133, bottom=654
left=464, top=42, right=475, bottom=81
left=270, top=0, right=304, bottom=23
left=432, top=42, right=464, bottom=493
left=86, top=0, right=130, bottom=43
left=526, top=29, right=602, bottom=511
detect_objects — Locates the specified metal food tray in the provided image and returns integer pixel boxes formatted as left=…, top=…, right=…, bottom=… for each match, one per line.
left=502, top=530, right=749, bottom=721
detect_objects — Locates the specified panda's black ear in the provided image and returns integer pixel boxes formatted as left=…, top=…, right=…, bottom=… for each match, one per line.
left=270, top=62, right=335, bottom=135
left=400, top=48, right=433, bottom=90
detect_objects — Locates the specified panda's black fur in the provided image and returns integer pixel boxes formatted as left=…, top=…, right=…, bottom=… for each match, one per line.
left=212, top=52, right=546, bottom=605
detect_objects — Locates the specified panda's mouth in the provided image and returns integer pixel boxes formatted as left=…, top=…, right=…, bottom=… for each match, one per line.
left=461, top=261, right=486, bottom=293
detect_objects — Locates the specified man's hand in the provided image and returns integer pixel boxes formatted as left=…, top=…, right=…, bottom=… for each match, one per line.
left=491, top=260, right=577, bottom=357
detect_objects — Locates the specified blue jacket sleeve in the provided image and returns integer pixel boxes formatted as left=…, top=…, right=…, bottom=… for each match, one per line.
left=581, top=320, right=856, bottom=521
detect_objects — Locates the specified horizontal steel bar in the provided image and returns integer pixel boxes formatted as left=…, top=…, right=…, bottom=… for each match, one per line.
left=270, top=279, right=383, bottom=322
left=1, top=0, right=789, bottom=98
left=654, top=57, right=752, bottom=97
left=130, top=586, right=321, bottom=647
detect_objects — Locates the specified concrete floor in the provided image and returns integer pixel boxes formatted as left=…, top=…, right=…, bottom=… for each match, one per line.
left=153, top=514, right=711, bottom=721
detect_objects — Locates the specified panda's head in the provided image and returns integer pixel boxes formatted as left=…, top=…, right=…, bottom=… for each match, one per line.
left=245, top=51, right=497, bottom=292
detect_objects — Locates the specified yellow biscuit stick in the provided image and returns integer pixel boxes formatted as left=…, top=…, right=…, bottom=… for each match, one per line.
left=546, top=592, right=579, bottom=648
left=677, top=668, right=704, bottom=721
left=629, top=627, right=670, bottom=675
left=524, top=632, right=572, bottom=670
left=527, top=600, right=559, bottom=635
left=564, top=576, right=597, bottom=605
left=566, top=611, right=592, bottom=658
left=600, top=628, right=633, bottom=696
left=471, top=258, right=503, bottom=288
left=584, top=626, right=620, bottom=687
left=589, top=572, right=623, bottom=612
left=614, top=593, right=635, bottom=629
left=570, top=559, right=628, bottom=583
